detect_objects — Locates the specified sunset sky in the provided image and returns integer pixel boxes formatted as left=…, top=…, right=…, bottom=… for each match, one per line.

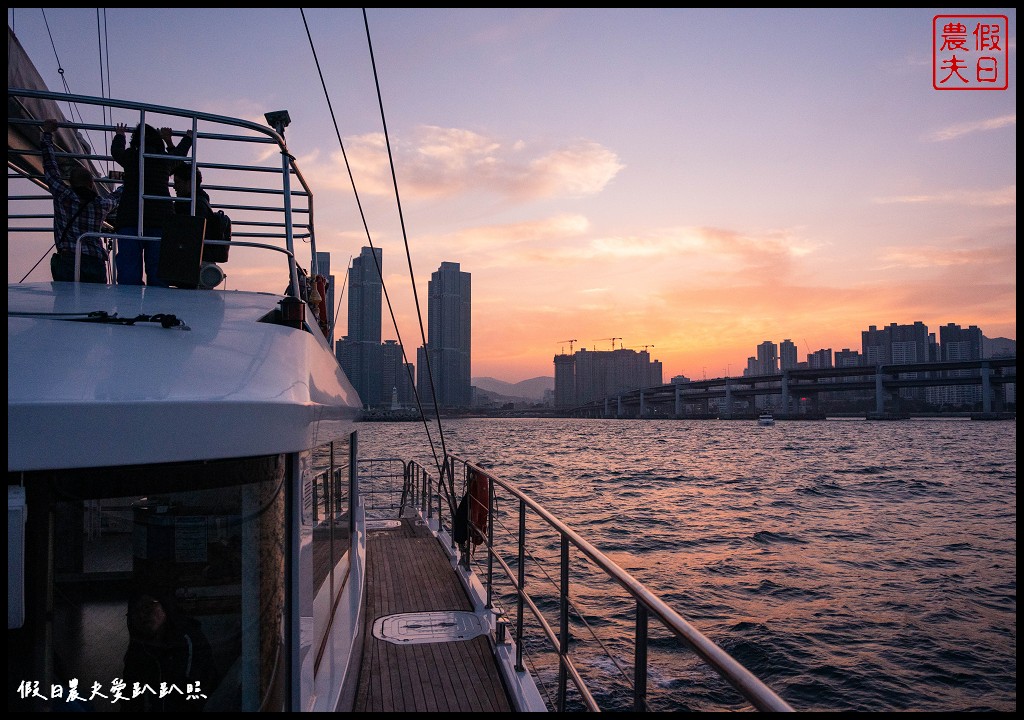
left=8, top=8, right=1016, bottom=383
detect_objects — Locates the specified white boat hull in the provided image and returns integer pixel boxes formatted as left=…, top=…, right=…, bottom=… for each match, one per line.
left=9, top=282, right=360, bottom=471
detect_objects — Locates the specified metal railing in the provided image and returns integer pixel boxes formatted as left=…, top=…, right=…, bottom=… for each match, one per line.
left=8, top=87, right=319, bottom=299
left=362, top=454, right=793, bottom=712
left=358, top=457, right=413, bottom=519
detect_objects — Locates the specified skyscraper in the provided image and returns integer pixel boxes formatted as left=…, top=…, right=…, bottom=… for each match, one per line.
left=553, top=354, right=576, bottom=408
left=756, top=340, right=779, bottom=375
left=553, top=347, right=662, bottom=407
left=420, top=261, right=471, bottom=408
left=861, top=321, right=935, bottom=401
left=861, top=322, right=934, bottom=365
left=338, top=247, right=383, bottom=407
left=347, top=247, right=382, bottom=344
left=780, top=339, right=798, bottom=371
left=807, top=348, right=833, bottom=369
left=935, top=323, right=983, bottom=406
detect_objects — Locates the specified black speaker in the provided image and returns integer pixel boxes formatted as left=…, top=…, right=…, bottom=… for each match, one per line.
left=158, top=215, right=206, bottom=288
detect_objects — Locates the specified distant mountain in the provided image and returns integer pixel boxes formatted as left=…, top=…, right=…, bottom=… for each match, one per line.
left=983, top=336, right=1016, bottom=358
left=472, top=376, right=553, bottom=401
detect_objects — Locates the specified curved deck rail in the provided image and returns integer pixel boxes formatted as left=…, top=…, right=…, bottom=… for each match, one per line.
left=8, top=87, right=329, bottom=316
left=392, top=455, right=793, bottom=712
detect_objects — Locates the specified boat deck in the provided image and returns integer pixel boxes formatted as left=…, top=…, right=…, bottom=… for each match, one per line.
left=353, top=517, right=513, bottom=712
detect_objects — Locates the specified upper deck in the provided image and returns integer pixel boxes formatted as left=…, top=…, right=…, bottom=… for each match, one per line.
left=9, top=84, right=318, bottom=293
left=8, top=282, right=360, bottom=471
left=8, top=84, right=362, bottom=471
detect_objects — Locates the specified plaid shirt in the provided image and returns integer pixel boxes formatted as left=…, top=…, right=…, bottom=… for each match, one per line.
left=41, top=132, right=119, bottom=259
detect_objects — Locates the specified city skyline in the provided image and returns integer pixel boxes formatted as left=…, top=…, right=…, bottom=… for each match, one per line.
left=551, top=320, right=1012, bottom=415
left=7, top=9, right=1016, bottom=383
left=549, top=319, right=1013, bottom=382
left=323, top=245, right=1015, bottom=391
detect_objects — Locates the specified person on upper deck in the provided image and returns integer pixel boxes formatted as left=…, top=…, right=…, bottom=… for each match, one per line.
left=40, top=119, right=121, bottom=283
left=111, top=122, right=192, bottom=286
left=172, top=164, right=231, bottom=265
left=172, top=164, right=214, bottom=223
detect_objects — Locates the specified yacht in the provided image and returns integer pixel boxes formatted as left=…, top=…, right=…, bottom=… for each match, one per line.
left=7, top=21, right=792, bottom=713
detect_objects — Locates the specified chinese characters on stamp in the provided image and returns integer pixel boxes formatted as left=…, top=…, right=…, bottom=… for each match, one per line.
left=933, top=15, right=1009, bottom=90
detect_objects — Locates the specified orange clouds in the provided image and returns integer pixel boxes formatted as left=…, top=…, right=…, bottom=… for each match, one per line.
left=305, top=125, right=623, bottom=201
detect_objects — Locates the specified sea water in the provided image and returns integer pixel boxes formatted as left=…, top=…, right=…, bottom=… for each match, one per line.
left=357, top=417, right=1016, bottom=712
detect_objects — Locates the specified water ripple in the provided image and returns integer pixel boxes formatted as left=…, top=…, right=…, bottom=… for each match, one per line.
left=359, top=417, right=1016, bottom=712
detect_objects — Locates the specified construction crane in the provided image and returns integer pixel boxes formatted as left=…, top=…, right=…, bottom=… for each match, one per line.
left=594, top=337, right=621, bottom=350
left=558, top=339, right=578, bottom=354
left=641, top=344, right=655, bottom=353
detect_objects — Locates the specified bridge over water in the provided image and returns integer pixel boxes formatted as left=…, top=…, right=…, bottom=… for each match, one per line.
left=569, top=358, right=1016, bottom=419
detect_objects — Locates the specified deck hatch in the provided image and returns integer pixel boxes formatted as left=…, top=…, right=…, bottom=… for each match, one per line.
left=372, top=611, right=487, bottom=644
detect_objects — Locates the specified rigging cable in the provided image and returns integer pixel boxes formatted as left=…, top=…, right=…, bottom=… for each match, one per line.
left=96, top=8, right=113, bottom=174
left=18, top=10, right=115, bottom=283
left=300, top=8, right=455, bottom=511
left=38, top=9, right=101, bottom=163
left=334, top=254, right=352, bottom=329
left=17, top=253, right=51, bottom=284
left=359, top=9, right=454, bottom=500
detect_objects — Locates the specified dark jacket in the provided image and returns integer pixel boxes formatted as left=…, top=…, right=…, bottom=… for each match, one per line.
left=111, top=127, right=192, bottom=231
left=122, top=595, right=219, bottom=712
left=174, top=185, right=229, bottom=262
left=174, top=186, right=215, bottom=226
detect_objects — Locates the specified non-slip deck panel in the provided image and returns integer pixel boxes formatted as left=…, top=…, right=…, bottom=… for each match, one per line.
left=353, top=518, right=513, bottom=712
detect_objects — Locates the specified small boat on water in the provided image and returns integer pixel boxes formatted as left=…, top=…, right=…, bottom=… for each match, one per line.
left=7, top=15, right=792, bottom=713
left=758, top=412, right=776, bottom=426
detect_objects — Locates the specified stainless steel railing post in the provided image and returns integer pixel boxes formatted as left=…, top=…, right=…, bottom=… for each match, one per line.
left=557, top=533, right=570, bottom=712
left=515, top=498, right=526, bottom=672
left=348, top=431, right=358, bottom=536
left=425, top=468, right=432, bottom=520
left=329, top=442, right=335, bottom=518
left=486, top=475, right=494, bottom=610
left=449, top=457, right=457, bottom=551
left=635, top=601, right=649, bottom=712
left=420, top=464, right=426, bottom=513
left=408, top=454, right=795, bottom=711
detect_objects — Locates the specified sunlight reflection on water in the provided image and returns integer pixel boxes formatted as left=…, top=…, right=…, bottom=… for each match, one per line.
left=358, top=417, right=1016, bottom=712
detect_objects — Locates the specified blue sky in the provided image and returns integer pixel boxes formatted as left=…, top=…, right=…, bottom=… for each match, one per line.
left=8, top=8, right=1016, bottom=381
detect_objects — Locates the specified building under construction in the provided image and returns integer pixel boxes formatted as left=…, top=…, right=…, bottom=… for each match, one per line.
left=554, top=347, right=663, bottom=408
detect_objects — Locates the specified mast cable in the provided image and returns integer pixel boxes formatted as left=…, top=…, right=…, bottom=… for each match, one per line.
left=20, top=10, right=112, bottom=282
left=97, top=8, right=113, bottom=175
left=300, top=8, right=454, bottom=510
left=38, top=9, right=102, bottom=165
left=334, top=255, right=352, bottom=328
left=359, top=8, right=455, bottom=501
left=18, top=253, right=52, bottom=284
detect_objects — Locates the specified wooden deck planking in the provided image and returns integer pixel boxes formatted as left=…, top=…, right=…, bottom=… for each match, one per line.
left=353, top=518, right=514, bottom=712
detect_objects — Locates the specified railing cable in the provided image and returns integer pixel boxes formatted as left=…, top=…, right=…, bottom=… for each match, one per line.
left=485, top=488, right=647, bottom=709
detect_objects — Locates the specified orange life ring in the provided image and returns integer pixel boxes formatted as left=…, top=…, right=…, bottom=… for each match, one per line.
left=315, top=274, right=327, bottom=307
left=467, top=468, right=489, bottom=546
left=313, top=274, right=329, bottom=334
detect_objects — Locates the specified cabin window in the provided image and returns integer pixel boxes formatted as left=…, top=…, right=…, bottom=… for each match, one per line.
left=298, top=438, right=352, bottom=685
left=8, top=455, right=288, bottom=712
